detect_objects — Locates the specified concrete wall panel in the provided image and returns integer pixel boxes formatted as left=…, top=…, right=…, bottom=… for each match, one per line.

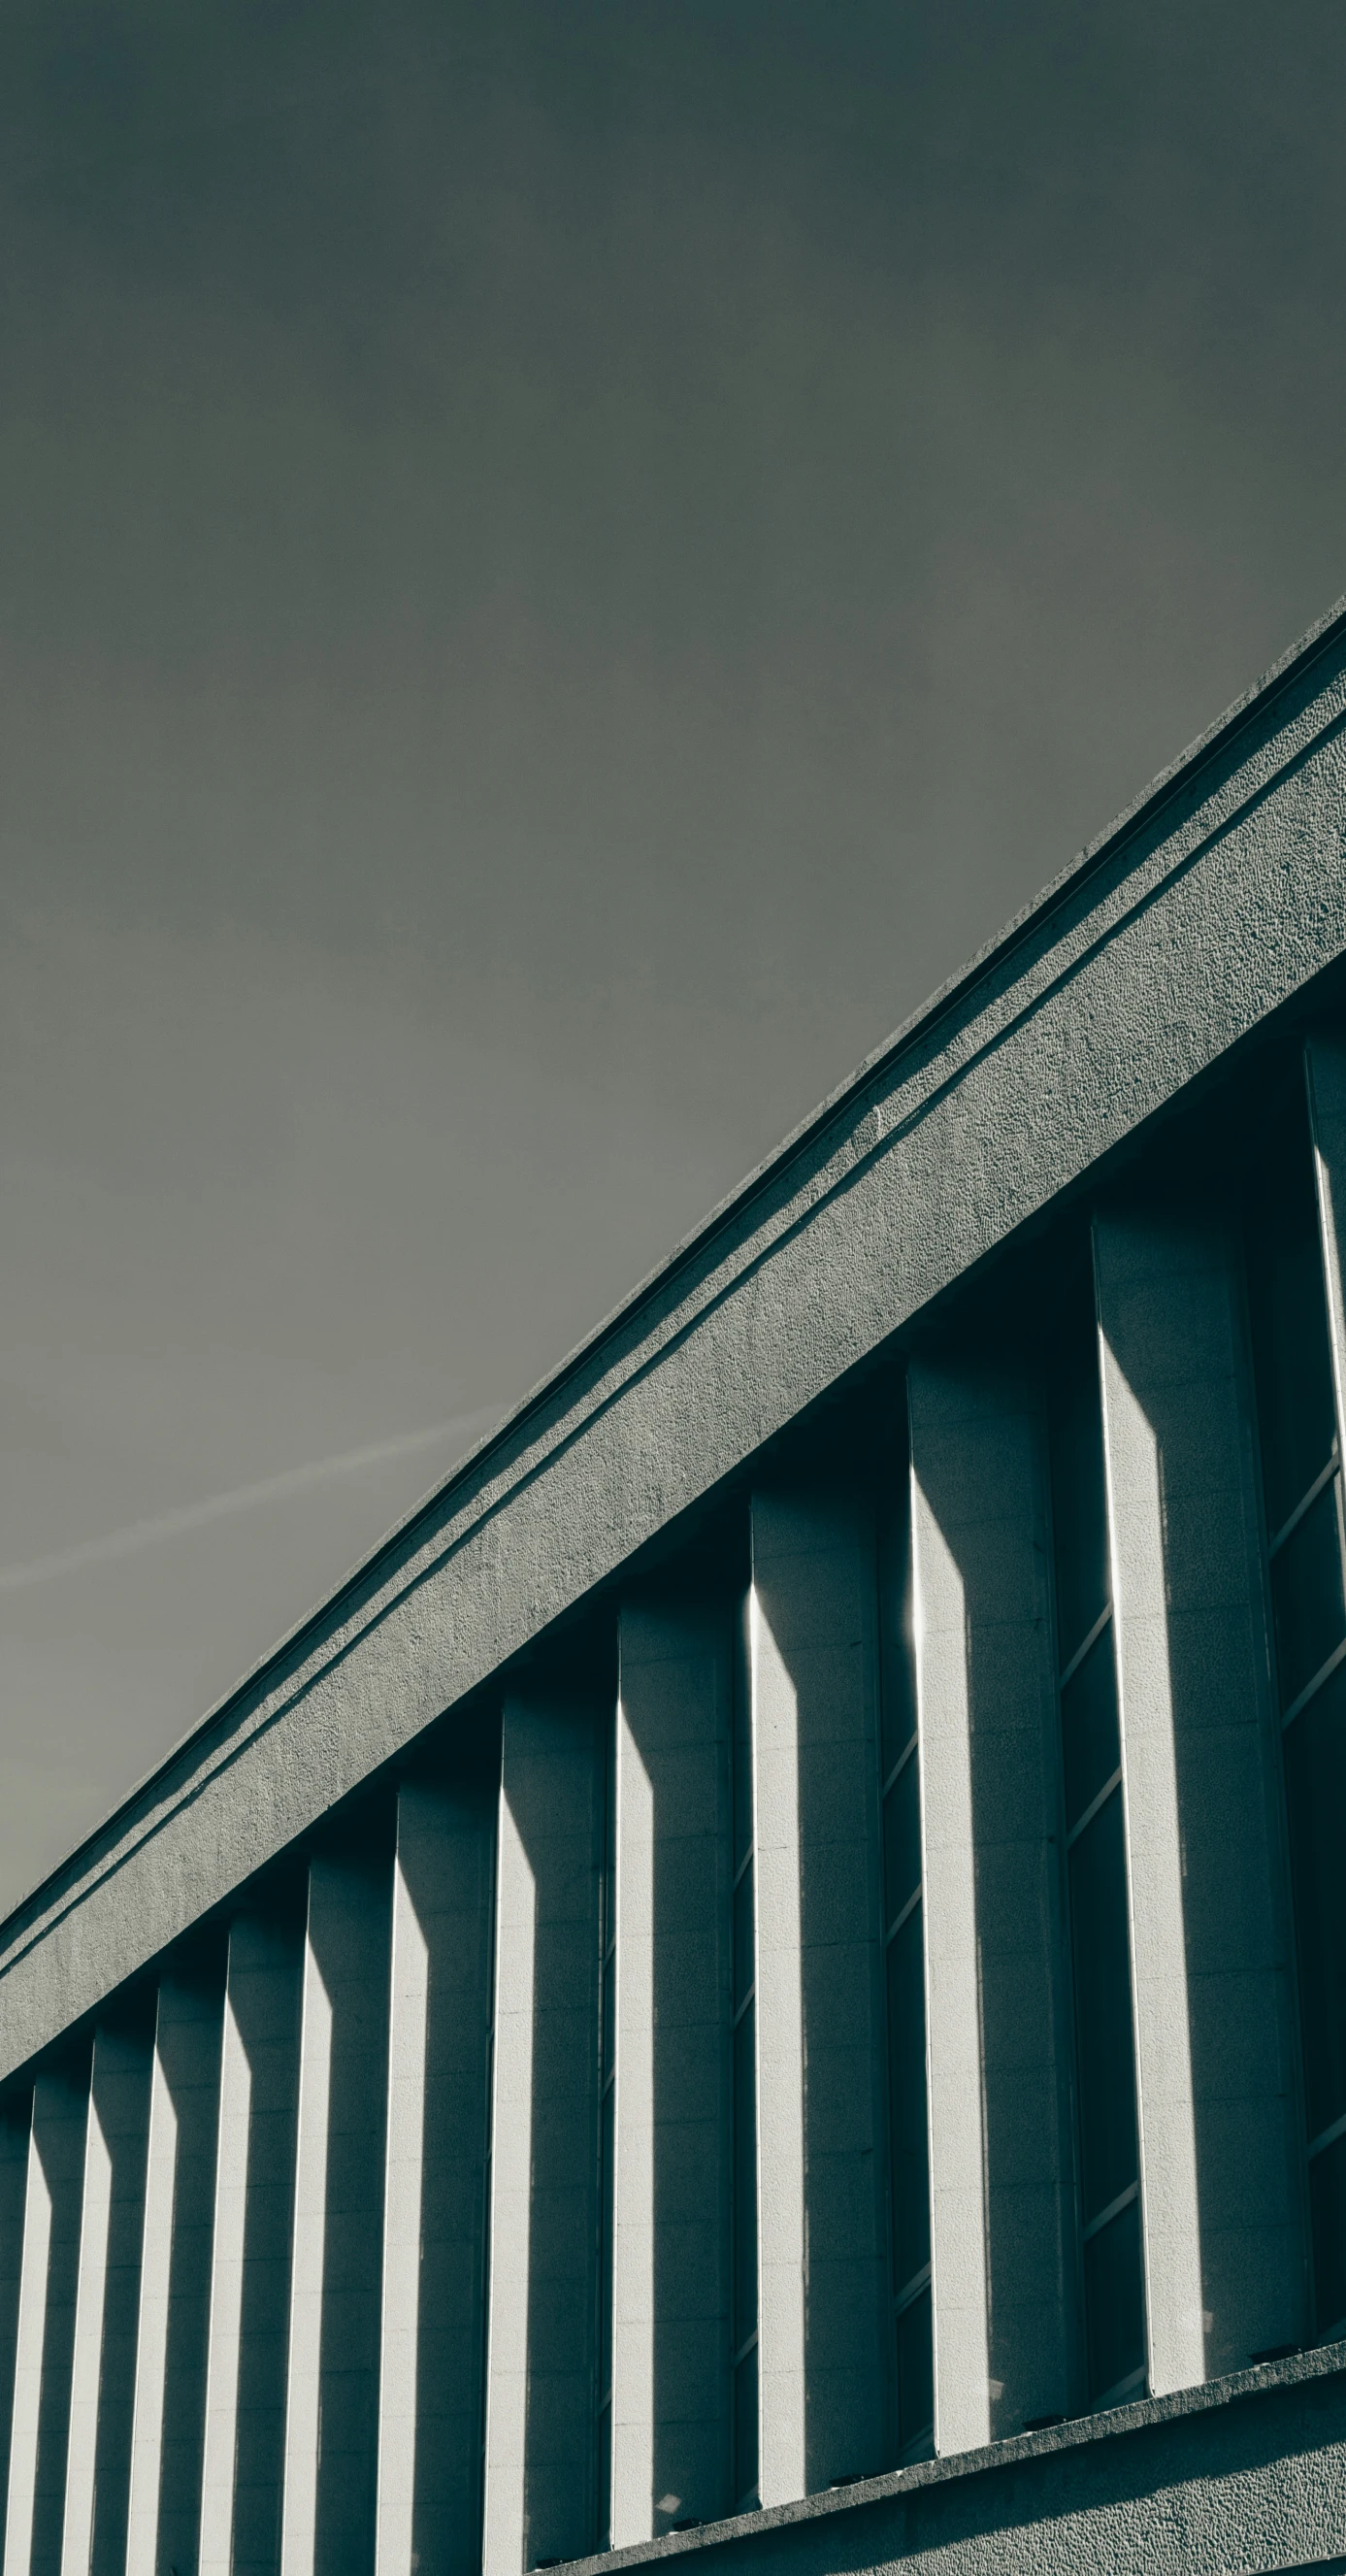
left=610, top=1597, right=733, bottom=2545
left=750, top=1484, right=887, bottom=2503
left=483, top=1691, right=606, bottom=2576
left=908, top=1360, right=1074, bottom=2447
left=378, top=1763, right=497, bottom=2576
left=1095, top=1210, right=1303, bottom=2389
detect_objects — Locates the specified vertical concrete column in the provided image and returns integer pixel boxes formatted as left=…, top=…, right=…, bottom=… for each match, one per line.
left=1094, top=1209, right=1301, bottom=2391
left=125, top=1965, right=211, bottom=2576
left=20, top=2050, right=92, bottom=2576
left=147, top=1940, right=226, bottom=2576
left=279, top=1890, right=333, bottom=2576
left=1305, top=1034, right=1346, bottom=1456
left=482, top=1687, right=606, bottom=2576
left=3, top=2085, right=46, bottom=2576
left=609, top=1595, right=733, bottom=2546
left=287, top=1821, right=395, bottom=2576
left=377, top=1741, right=498, bottom=2576
left=908, top=1359, right=1074, bottom=2448
left=749, top=1480, right=887, bottom=2504
left=59, top=2054, right=113, bottom=2576
left=0, top=2096, right=31, bottom=2544
left=200, top=1890, right=305, bottom=2576
left=84, top=2000, right=155, bottom=2576
left=125, top=2001, right=178, bottom=2576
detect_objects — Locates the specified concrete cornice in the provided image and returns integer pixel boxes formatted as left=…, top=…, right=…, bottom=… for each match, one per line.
left=562, top=2342, right=1346, bottom=2576
left=4, top=594, right=1346, bottom=2080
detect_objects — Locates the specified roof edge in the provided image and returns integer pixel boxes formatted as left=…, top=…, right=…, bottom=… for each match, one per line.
left=7, top=584, right=1346, bottom=1943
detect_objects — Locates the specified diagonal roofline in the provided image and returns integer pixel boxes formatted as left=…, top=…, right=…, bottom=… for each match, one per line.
left=4, top=582, right=1346, bottom=1964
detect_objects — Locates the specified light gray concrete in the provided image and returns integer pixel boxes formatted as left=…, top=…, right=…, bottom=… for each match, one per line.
left=0, top=2098, right=30, bottom=2558
left=201, top=1898, right=305, bottom=2576
left=125, top=1998, right=177, bottom=2576
left=483, top=1689, right=607, bottom=2576
left=56, top=2054, right=111, bottom=2576
left=907, top=1358, right=1075, bottom=2445
left=610, top=1596, right=733, bottom=2546
left=1305, top=1033, right=1346, bottom=1464
left=5, top=609, right=1346, bottom=2086
left=283, top=1836, right=393, bottom=2576
left=1094, top=1209, right=1304, bottom=2389
left=84, top=2003, right=154, bottom=2576
left=560, top=2347, right=1346, bottom=2576
left=125, top=1988, right=186, bottom=2576
left=150, top=1945, right=225, bottom=2576
left=23, top=2057, right=90, bottom=2576
left=378, top=1763, right=497, bottom=2576
left=4, top=2089, right=46, bottom=2576
left=750, top=1481, right=888, bottom=2503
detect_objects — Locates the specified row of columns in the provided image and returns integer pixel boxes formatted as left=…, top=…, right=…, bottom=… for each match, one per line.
left=1, top=1038, right=1344, bottom=2576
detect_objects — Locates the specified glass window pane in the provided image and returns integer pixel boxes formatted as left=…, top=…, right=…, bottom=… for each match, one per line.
left=1050, top=1362, right=1110, bottom=1667
left=896, top=2285, right=934, bottom=2457
left=1083, top=2195, right=1145, bottom=2402
left=733, top=2342, right=759, bottom=2509
left=733, top=2003, right=758, bottom=2342
left=1271, top=1476, right=1346, bottom=1711
left=1068, top=1794, right=1139, bottom=2225
left=882, top=1749, right=921, bottom=1932
left=1309, top=2128, right=1346, bottom=2340
left=733, top=1861, right=755, bottom=2018
left=1061, top=1626, right=1121, bottom=1832
left=887, top=1905, right=930, bottom=2289
left=1284, top=1657, right=1346, bottom=2140
left=1248, top=1223, right=1337, bottom=1536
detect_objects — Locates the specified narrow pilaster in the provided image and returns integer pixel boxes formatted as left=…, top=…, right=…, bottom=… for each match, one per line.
left=377, top=1740, right=498, bottom=2576
left=286, top=1819, right=394, bottom=2576
left=25, top=2052, right=92, bottom=2576
left=125, top=1995, right=183, bottom=2576
left=749, top=1480, right=887, bottom=2504
left=200, top=1890, right=305, bottom=2576
left=0, top=2097, right=30, bottom=2547
left=1094, top=1208, right=1300, bottom=2391
left=3, top=2088, right=45, bottom=2576
left=908, top=1358, right=1073, bottom=2447
left=150, top=1941, right=226, bottom=2576
left=85, top=2000, right=155, bottom=2576
left=1305, top=1033, right=1346, bottom=1461
left=58, top=2058, right=112, bottom=2576
left=482, top=1687, right=606, bottom=2576
left=609, top=1593, right=733, bottom=2546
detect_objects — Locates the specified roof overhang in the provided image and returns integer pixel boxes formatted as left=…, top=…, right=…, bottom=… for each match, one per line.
left=4, top=596, right=1346, bottom=2082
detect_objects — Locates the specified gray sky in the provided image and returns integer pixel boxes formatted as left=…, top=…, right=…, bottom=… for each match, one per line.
left=2, top=0, right=1343, bottom=1914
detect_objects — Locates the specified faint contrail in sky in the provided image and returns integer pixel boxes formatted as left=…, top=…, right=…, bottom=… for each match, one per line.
left=0, top=1408, right=502, bottom=1592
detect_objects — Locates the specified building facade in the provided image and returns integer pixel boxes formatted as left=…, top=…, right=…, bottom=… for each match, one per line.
left=4, top=603, right=1346, bottom=2576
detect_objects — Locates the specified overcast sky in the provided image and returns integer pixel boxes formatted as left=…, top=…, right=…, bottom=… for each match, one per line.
left=2, top=0, right=1344, bottom=1913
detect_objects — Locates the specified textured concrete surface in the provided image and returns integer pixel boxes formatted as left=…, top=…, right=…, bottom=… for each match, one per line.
left=908, top=1359, right=1076, bottom=2441
left=483, top=1690, right=607, bottom=2576
left=561, top=2346, right=1346, bottom=2576
left=749, top=1482, right=889, bottom=2502
left=3, top=603, right=1346, bottom=2084
left=1095, top=1209, right=1303, bottom=2382
left=612, top=1597, right=734, bottom=2544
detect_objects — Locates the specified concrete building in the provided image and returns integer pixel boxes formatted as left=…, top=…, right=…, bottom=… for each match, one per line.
left=4, top=596, right=1346, bottom=2576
